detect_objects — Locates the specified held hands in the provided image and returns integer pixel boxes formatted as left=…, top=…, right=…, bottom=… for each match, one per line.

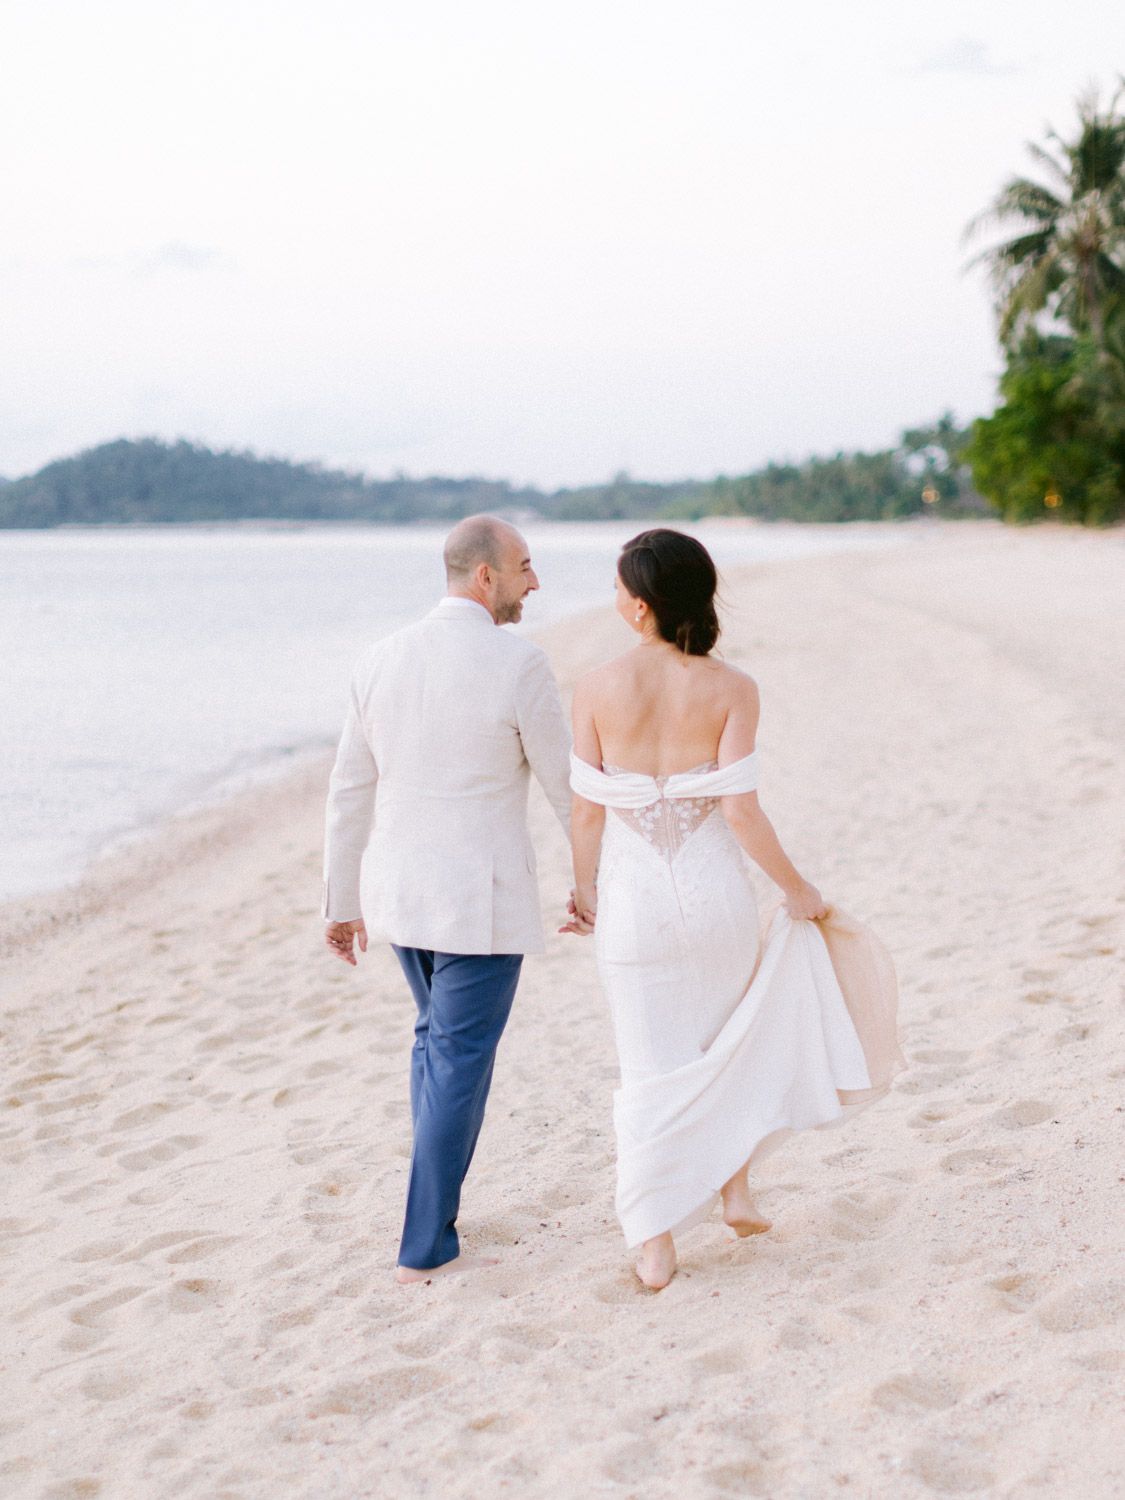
left=783, top=880, right=829, bottom=922
left=558, top=885, right=597, bottom=937
left=325, top=919, right=368, bottom=965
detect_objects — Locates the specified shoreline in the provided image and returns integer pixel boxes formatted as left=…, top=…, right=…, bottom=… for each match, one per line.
left=3, top=523, right=1123, bottom=1498
left=1, top=516, right=920, bottom=915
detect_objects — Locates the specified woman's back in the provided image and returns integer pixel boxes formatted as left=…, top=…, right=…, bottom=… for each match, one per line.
left=584, top=648, right=752, bottom=776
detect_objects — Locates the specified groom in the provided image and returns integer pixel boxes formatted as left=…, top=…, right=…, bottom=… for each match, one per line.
left=322, top=515, right=574, bottom=1282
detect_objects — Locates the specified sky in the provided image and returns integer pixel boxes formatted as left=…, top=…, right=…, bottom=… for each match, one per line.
left=0, top=0, right=1121, bottom=488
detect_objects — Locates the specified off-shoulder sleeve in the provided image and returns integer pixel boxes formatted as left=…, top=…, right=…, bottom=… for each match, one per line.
left=667, top=751, right=758, bottom=798
left=569, top=752, right=659, bottom=809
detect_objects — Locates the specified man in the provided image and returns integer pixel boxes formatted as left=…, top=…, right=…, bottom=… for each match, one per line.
left=322, top=515, right=574, bottom=1283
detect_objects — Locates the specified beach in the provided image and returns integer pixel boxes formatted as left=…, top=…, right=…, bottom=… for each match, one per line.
left=2, top=521, right=1123, bottom=1499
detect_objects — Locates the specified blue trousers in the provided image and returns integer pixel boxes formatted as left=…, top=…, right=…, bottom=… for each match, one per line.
left=392, top=946, right=523, bottom=1270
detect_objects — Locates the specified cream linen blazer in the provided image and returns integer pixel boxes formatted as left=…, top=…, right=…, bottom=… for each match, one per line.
left=322, top=599, right=572, bottom=955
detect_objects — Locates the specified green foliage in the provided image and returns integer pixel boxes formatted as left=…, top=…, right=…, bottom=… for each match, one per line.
left=0, top=426, right=981, bottom=530
left=965, top=336, right=1125, bottom=524
left=0, top=438, right=540, bottom=528
left=965, top=82, right=1125, bottom=526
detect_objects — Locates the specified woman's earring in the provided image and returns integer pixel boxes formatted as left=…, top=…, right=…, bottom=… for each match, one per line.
left=634, top=613, right=642, bottom=623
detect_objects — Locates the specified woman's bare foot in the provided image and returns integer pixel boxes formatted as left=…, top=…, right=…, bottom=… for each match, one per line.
left=394, top=1253, right=499, bottom=1285
left=721, top=1169, right=772, bottom=1237
left=635, top=1233, right=677, bottom=1291
left=723, top=1200, right=772, bottom=1237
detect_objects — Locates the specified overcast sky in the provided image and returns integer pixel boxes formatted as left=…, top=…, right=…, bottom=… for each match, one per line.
left=0, top=1, right=1120, bottom=486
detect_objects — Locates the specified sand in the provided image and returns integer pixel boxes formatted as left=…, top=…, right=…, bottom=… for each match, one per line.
left=2, top=521, right=1123, bottom=1500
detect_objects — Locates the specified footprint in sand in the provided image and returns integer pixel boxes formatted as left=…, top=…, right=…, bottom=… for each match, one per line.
left=68, top=1287, right=148, bottom=1327
left=305, top=1176, right=360, bottom=1201
left=180, top=1399, right=215, bottom=1420
left=689, top=1345, right=746, bottom=1375
left=464, top=1410, right=525, bottom=1435
left=1036, top=1281, right=1125, bottom=1334
left=64, top=1239, right=128, bottom=1263
left=704, top=1458, right=777, bottom=1497
left=593, top=1274, right=642, bottom=1305
left=990, top=1100, right=1054, bottom=1129
left=871, top=1371, right=964, bottom=1412
left=306, top=1367, right=450, bottom=1417
left=778, top=1319, right=815, bottom=1350
left=304, top=1059, right=345, bottom=1079
left=907, top=1103, right=960, bottom=1130
left=79, top=1367, right=141, bottom=1402
left=1072, top=1349, right=1125, bottom=1372
left=1054, top=1022, right=1099, bottom=1045
left=115, top=1229, right=217, bottom=1260
left=166, top=1278, right=226, bottom=1313
left=35, top=1092, right=102, bottom=1117
left=165, top=1235, right=238, bottom=1264
left=827, top=1190, right=903, bottom=1241
left=259, top=1305, right=318, bottom=1338
left=841, top=1303, right=885, bottom=1325
left=987, top=1272, right=1051, bottom=1312
left=116, top=1134, right=205, bottom=1172
left=478, top=1326, right=560, bottom=1367
left=240, top=1385, right=291, bottom=1407
left=908, top=1444, right=995, bottom=1494
left=0, top=1215, right=54, bottom=1240
left=393, top=1328, right=449, bottom=1359
left=939, top=1147, right=1015, bottom=1177
left=333, top=1272, right=370, bottom=1298
left=110, top=1102, right=185, bottom=1132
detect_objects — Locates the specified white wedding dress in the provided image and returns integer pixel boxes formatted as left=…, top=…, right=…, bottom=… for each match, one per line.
left=570, top=749, right=888, bottom=1249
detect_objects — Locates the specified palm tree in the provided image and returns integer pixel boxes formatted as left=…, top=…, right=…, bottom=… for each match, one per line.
left=964, top=82, right=1125, bottom=352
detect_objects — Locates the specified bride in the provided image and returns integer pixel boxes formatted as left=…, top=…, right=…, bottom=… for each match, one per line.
left=563, top=529, right=901, bottom=1290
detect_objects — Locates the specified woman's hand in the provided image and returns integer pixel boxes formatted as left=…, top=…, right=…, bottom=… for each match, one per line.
left=783, top=880, right=828, bottom=921
left=558, top=884, right=597, bottom=936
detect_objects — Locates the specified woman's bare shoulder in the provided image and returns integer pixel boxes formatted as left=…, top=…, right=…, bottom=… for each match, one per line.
left=574, top=652, right=640, bottom=695
left=709, top=657, right=759, bottom=702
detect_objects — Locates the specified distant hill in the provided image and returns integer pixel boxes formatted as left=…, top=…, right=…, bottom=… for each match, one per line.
left=0, top=438, right=539, bottom=528
left=0, top=425, right=982, bottom=528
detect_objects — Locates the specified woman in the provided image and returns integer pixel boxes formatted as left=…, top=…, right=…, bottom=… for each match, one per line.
left=563, top=529, right=900, bottom=1290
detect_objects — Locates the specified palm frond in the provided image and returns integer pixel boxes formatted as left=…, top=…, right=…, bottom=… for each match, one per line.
left=964, top=229, right=1052, bottom=277
left=996, top=250, right=1063, bottom=344
left=1024, top=140, right=1072, bottom=192
left=963, top=179, right=1063, bottom=244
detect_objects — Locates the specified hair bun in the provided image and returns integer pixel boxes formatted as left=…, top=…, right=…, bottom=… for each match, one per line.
left=618, top=529, right=720, bottom=656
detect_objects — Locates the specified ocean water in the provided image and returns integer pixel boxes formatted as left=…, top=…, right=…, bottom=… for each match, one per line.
left=0, top=520, right=905, bottom=901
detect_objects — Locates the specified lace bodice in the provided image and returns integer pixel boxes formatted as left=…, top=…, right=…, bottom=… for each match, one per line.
left=570, top=750, right=759, bottom=864
left=602, top=761, right=719, bottom=860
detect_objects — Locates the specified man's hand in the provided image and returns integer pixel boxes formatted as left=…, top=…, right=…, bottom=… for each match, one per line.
left=558, top=886, right=596, bottom=937
left=325, top=920, right=368, bottom=965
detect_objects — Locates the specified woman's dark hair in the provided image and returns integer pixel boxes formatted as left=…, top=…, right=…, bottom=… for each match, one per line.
left=618, top=529, right=720, bottom=656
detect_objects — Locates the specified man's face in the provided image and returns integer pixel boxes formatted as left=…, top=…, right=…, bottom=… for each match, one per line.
left=490, top=532, right=539, bottom=624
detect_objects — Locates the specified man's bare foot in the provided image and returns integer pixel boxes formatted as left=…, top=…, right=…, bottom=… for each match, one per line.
left=721, top=1190, right=772, bottom=1238
left=394, top=1253, right=499, bottom=1285
left=635, top=1233, right=677, bottom=1291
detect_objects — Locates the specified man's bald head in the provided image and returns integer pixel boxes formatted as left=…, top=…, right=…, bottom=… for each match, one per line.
left=442, top=514, right=538, bottom=624
left=443, top=515, right=522, bottom=584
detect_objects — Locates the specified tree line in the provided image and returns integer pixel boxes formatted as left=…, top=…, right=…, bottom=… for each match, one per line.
left=0, top=424, right=981, bottom=530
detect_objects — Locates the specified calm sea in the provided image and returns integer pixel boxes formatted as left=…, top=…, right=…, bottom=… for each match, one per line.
left=0, top=521, right=905, bottom=901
